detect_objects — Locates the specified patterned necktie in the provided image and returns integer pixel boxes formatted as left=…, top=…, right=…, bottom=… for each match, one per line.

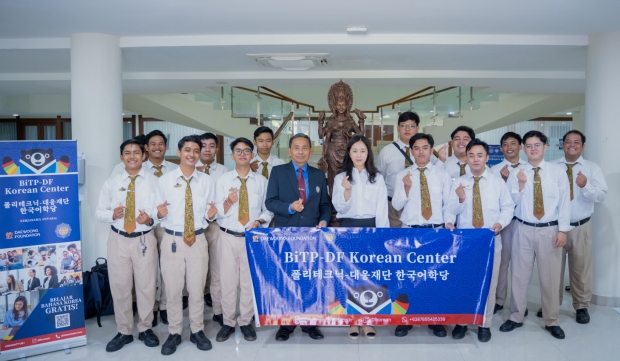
left=124, top=175, right=137, bottom=234
left=153, top=165, right=163, bottom=177
left=182, top=176, right=195, bottom=246
left=566, top=163, right=576, bottom=201
left=472, top=176, right=484, bottom=228
left=262, top=162, right=269, bottom=179
left=533, top=167, right=545, bottom=220
left=298, top=168, right=307, bottom=205
left=419, top=168, right=432, bottom=220
left=511, top=163, right=519, bottom=169
left=238, top=177, right=249, bottom=226
left=458, top=163, right=467, bottom=176
left=205, top=165, right=210, bottom=175
left=404, top=146, right=412, bottom=167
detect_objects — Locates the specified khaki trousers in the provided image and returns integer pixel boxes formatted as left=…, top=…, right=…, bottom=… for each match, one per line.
left=495, top=218, right=518, bottom=306
left=205, top=220, right=223, bottom=315
left=218, top=230, right=254, bottom=327
left=509, top=223, right=562, bottom=326
left=155, top=224, right=188, bottom=311
left=388, top=201, right=403, bottom=228
left=161, top=231, right=209, bottom=334
left=107, top=229, right=158, bottom=334
left=560, top=221, right=592, bottom=310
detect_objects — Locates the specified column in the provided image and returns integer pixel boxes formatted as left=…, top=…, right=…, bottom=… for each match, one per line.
left=71, top=33, right=123, bottom=269
left=585, top=31, right=620, bottom=307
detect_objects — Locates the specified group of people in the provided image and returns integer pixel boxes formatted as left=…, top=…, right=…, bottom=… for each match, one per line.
left=96, top=111, right=607, bottom=355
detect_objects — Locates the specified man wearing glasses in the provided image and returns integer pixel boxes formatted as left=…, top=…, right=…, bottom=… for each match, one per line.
left=500, top=130, right=570, bottom=340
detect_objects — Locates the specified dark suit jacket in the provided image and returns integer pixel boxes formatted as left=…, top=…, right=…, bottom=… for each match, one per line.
left=266, top=162, right=331, bottom=227
left=27, top=277, right=41, bottom=291
left=44, top=275, right=59, bottom=289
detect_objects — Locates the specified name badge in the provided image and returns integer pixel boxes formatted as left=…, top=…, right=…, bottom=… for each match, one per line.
left=118, top=187, right=126, bottom=192
left=174, top=183, right=182, bottom=188
left=316, top=186, right=320, bottom=193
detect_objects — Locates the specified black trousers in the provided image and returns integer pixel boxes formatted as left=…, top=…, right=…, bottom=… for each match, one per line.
left=339, top=217, right=376, bottom=227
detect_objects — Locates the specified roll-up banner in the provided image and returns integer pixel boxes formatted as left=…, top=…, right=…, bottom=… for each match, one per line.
left=0, top=141, right=85, bottom=360
left=246, top=227, right=495, bottom=327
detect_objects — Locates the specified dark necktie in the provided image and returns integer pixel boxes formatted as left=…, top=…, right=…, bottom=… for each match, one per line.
left=297, top=168, right=307, bottom=205
left=458, top=163, right=467, bottom=176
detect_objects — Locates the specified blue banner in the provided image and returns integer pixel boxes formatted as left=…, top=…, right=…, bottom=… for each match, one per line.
left=246, top=227, right=495, bottom=327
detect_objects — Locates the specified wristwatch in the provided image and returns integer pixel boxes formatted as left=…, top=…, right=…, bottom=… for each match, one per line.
left=147, top=218, right=155, bottom=227
left=256, top=219, right=266, bottom=225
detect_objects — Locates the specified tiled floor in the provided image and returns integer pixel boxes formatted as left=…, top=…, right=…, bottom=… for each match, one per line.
left=20, top=283, right=620, bottom=361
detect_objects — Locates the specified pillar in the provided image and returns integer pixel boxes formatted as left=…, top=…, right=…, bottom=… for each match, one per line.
left=71, top=33, right=123, bottom=269
left=585, top=31, right=620, bottom=307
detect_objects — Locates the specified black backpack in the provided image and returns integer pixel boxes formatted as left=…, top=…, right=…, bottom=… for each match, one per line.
left=83, top=257, right=114, bottom=327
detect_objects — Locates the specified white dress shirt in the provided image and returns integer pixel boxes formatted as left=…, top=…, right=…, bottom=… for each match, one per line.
left=199, top=161, right=228, bottom=182
left=446, top=170, right=515, bottom=229
left=110, top=159, right=178, bottom=178
left=96, top=167, right=163, bottom=232
left=215, top=170, right=273, bottom=233
left=332, top=170, right=390, bottom=227
left=392, top=162, right=452, bottom=226
left=441, top=154, right=470, bottom=179
left=551, top=156, right=608, bottom=222
left=159, top=167, right=216, bottom=232
left=490, top=158, right=526, bottom=180
left=251, top=154, right=285, bottom=179
left=510, top=160, right=571, bottom=232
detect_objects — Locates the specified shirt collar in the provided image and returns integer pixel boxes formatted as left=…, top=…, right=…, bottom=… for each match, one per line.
left=254, top=154, right=272, bottom=164
left=173, top=166, right=199, bottom=181
left=559, top=155, right=583, bottom=165
left=526, top=159, right=547, bottom=171
left=233, top=168, right=254, bottom=179
left=396, top=138, right=408, bottom=149
left=466, top=169, right=489, bottom=180
left=292, top=162, right=308, bottom=173
left=504, top=158, right=524, bottom=166
left=121, top=167, right=146, bottom=180
left=413, top=161, right=434, bottom=170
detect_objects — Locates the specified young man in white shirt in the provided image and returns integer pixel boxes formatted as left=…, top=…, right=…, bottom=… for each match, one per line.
left=490, top=132, right=527, bottom=315
left=392, top=133, right=451, bottom=339
left=110, top=134, right=148, bottom=177
left=158, top=135, right=218, bottom=355
left=197, top=132, right=227, bottom=320
left=377, top=112, right=447, bottom=227
left=250, top=126, right=285, bottom=179
left=446, top=139, right=515, bottom=342
left=442, top=126, right=475, bottom=179
left=214, top=138, right=273, bottom=343
left=499, top=130, right=570, bottom=340
left=550, top=130, right=607, bottom=324
left=96, top=139, right=162, bottom=352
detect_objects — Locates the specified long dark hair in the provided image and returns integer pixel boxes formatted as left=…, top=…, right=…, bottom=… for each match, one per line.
left=12, top=296, right=28, bottom=322
left=342, top=135, right=378, bottom=184
left=44, top=265, right=58, bottom=277
left=7, top=274, right=18, bottom=291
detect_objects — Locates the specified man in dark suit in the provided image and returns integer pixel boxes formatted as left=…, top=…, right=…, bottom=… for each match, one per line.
left=265, top=133, right=331, bottom=341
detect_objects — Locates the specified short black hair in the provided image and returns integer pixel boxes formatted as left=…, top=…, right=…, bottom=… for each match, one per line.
left=466, top=138, right=489, bottom=155
left=177, top=135, right=202, bottom=151
left=398, top=111, right=420, bottom=126
left=67, top=243, right=77, bottom=251
left=30, top=269, right=36, bottom=275
left=199, top=132, right=219, bottom=146
left=146, top=130, right=168, bottom=145
left=563, top=130, right=586, bottom=144
left=500, top=131, right=522, bottom=145
left=230, top=137, right=254, bottom=151
left=254, top=126, right=274, bottom=140
left=119, top=139, right=145, bottom=155
left=133, top=134, right=147, bottom=145
left=451, top=126, right=475, bottom=140
left=523, top=130, right=548, bottom=145
left=409, top=133, right=435, bottom=148
left=289, top=133, right=311, bottom=148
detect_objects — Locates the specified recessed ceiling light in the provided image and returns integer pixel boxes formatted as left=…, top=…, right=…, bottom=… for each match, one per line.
left=12, top=114, right=18, bottom=117
left=383, top=115, right=390, bottom=118
left=347, top=27, right=367, bottom=34
left=449, top=112, right=455, bottom=115
left=567, top=112, right=572, bottom=115
left=430, top=111, right=434, bottom=113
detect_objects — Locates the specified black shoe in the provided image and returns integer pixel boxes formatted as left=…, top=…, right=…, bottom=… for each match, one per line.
left=302, top=326, right=324, bottom=340
left=213, top=314, right=224, bottom=327
left=138, top=329, right=159, bottom=347
left=545, top=325, right=565, bottom=339
left=161, top=334, right=181, bottom=355
left=576, top=308, right=590, bottom=324
left=275, top=327, right=292, bottom=341
left=204, top=293, right=213, bottom=308
left=478, top=327, right=491, bottom=342
left=452, top=325, right=467, bottom=339
left=429, top=325, right=447, bottom=337
left=240, top=324, right=257, bottom=341
left=395, top=325, right=412, bottom=337
left=216, top=325, right=235, bottom=342
left=565, top=285, right=571, bottom=291
left=499, top=320, right=523, bottom=332
left=160, top=310, right=169, bottom=325
left=106, top=333, right=134, bottom=352
left=152, top=311, right=158, bottom=328
left=182, top=296, right=189, bottom=310
left=190, top=330, right=213, bottom=350
left=493, top=303, right=503, bottom=314
left=525, top=308, right=529, bottom=317
left=537, top=308, right=543, bottom=318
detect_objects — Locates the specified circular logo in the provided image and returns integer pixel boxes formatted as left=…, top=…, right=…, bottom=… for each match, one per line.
left=55, top=223, right=71, bottom=239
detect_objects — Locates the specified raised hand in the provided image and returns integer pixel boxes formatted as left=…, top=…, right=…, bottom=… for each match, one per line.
left=113, top=203, right=125, bottom=220
left=437, top=144, right=448, bottom=163
left=352, top=108, right=366, bottom=120
left=403, top=171, right=412, bottom=190
left=157, top=201, right=170, bottom=219
left=227, top=188, right=239, bottom=204
left=455, top=183, right=466, bottom=202
left=341, top=175, right=352, bottom=190
left=517, top=168, right=527, bottom=184
left=291, top=198, right=304, bottom=212
left=136, top=209, right=151, bottom=225
left=207, top=201, right=217, bottom=219
left=576, top=171, right=587, bottom=188
left=250, top=160, right=260, bottom=173
left=500, top=164, right=510, bottom=182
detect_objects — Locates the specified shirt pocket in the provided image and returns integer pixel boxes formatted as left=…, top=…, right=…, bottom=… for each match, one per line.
left=248, top=191, right=262, bottom=210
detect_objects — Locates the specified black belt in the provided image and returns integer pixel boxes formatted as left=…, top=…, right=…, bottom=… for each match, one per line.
left=512, top=216, right=517, bottom=220
left=570, top=217, right=591, bottom=227
left=408, top=224, right=444, bottom=229
left=220, top=227, right=245, bottom=237
left=164, top=228, right=204, bottom=236
left=387, top=196, right=393, bottom=202
left=515, top=218, right=558, bottom=228
left=111, top=226, right=152, bottom=238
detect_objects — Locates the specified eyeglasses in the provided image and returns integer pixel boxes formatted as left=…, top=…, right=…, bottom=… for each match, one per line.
left=233, top=148, right=252, bottom=155
left=525, top=143, right=544, bottom=149
left=399, top=124, right=418, bottom=130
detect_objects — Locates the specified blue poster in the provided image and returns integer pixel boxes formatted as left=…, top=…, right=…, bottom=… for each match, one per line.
left=246, top=227, right=495, bottom=327
left=0, top=141, right=85, bottom=359
left=487, top=145, right=503, bottom=166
